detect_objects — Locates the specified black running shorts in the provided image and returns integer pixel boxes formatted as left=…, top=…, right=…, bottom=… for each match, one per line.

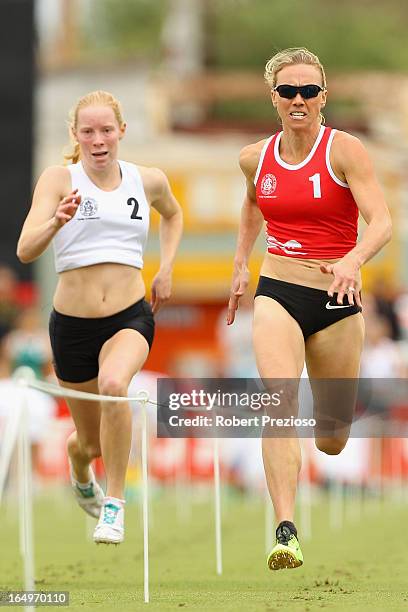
left=255, top=276, right=362, bottom=339
left=49, top=298, right=155, bottom=383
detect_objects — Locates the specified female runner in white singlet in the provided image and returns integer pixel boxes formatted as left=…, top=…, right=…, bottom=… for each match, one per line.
left=17, top=91, right=183, bottom=545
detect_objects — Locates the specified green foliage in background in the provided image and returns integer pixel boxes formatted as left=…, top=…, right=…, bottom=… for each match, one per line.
left=211, top=0, right=408, bottom=71
left=82, top=0, right=167, bottom=62
left=82, top=0, right=408, bottom=71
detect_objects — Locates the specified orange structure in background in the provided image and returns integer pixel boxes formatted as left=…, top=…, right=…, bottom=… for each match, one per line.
left=145, top=302, right=224, bottom=375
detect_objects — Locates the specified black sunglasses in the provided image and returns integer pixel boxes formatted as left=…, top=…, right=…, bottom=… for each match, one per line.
left=274, top=84, right=324, bottom=99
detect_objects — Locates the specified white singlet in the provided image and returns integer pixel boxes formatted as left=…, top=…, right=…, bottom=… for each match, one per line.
left=53, top=160, right=150, bottom=273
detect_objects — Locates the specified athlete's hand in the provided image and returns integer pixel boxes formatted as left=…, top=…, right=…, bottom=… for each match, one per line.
left=227, top=263, right=250, bottom=325
left=320, top=255, right=362, bottom=307
left=52, top=189, right=81, bottom=229
left=150, top=268, right=172, bottom=314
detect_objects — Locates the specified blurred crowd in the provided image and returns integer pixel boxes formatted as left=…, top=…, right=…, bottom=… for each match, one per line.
left=1, top=261, right=408, bottom=492
left=0, top=264, right=52, bottom=378
left=0, top=264, right=56, bottom=481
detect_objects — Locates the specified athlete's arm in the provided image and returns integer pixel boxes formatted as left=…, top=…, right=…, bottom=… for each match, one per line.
left=322, top=132, right=392, bottom=306
left=17, top=166, right=79, bottom=263
left=143, top=168, right=183, bottom=313
left=227, top=143, right=265, bottom=325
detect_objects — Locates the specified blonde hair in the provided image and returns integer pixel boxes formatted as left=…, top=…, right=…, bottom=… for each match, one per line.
left=264, top=47, right=327, bottom=90
left=64, top=91, right=125, bottom=164
left=264, top=47, right=326, bottom=124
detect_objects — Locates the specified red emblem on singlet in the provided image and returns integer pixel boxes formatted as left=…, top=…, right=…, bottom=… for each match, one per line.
left=260, top=173, right=277, bottom=195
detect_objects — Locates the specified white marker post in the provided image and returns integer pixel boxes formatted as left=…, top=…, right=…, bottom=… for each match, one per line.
left=141, top=401, right=150, bottom=603
left=264, top=490, right=274, bottom=554
left=299, top=441, right=312, bottom=541
left=213, top=434, right=222, bottom=575
left=7, top=372, right=153, bottom=605
left=15, top=368, right=36, bottom=611
left=19, top=388, right=35, bottom=611
left=0, top=399, right=22, bottom=504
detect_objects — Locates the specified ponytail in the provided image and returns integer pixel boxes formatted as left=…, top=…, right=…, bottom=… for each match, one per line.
left=63, top=140, right=80, bottom=165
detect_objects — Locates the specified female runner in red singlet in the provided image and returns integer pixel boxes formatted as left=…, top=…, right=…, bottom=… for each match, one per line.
left=227, top=48, right=391, bottom=570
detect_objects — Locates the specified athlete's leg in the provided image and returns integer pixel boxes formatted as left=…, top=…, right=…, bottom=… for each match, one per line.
left=305, top=313, right=365, bottom=454
left=60, top=378, right=101, bottom=483
left=58, top=378, right=104, bottom=517
left=253, top=296, right=305, bottom=524
left=97, top=329, right=149, bottom=500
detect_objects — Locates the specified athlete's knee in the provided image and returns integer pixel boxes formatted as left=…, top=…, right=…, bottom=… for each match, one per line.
left=98, top=372, right=128, bottom=398
left=315, top=437, right=347, bottom=455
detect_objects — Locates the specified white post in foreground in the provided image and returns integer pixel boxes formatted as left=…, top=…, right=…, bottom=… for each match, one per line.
left=213, top=434, right=222, bottom=575
left=15, top=370, right=36, bottom=611
left=299, top=441, right=312, bottom=541
left=12, top=371, right=153, bottom=604
left=141, top=403, right=150, bottom=603
left=18, top=404, right=26, bottom=557
left=0, top=396, right=23, bottom=504
left=329, top=479, right=344, bottom=531
left=265, top=489, right=274, bottom=554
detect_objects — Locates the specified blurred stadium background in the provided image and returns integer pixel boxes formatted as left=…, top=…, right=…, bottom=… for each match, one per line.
left=1, top=0, right=408, bottom=608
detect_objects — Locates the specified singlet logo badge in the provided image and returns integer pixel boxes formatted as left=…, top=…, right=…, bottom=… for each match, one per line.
left=261, top=173, right=277, bottom=195
left=79, top=197, right=98, bottom=217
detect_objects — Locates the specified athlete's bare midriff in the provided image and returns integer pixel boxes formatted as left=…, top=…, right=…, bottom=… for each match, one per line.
left=53, top=263, right=146, bottom=317
left=260, top=252, right=361, bottom=291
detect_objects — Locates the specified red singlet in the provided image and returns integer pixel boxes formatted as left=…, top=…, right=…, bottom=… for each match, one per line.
left=255, top=126, right=358, bottom=259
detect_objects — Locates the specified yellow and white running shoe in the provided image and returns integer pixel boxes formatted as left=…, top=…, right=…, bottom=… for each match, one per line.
left=267, top=522, right=303, bottom=570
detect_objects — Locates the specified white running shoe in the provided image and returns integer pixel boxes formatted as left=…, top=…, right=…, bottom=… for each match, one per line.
left=93, top=497, right=125, bottom=545
left=69, top=461, right=104, bottom=519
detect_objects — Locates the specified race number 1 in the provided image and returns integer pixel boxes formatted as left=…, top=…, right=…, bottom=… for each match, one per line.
left=308, top=173, right=321, bottom=199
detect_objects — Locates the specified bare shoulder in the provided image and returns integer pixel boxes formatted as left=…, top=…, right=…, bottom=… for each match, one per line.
left=38, top=164, right=70, bottom=181
left=36, top=164, right=70, bottom=188
left=330, top=130, right=375, bottom=180
left=137, top=164, right=167, bottom=184
left=24, top=165, right=71, bottom=226
left=239, top=140, right=266, bottom=180
left=331, top=130, right=369, bottom=161
left=137, top=165, right=169, bottom=200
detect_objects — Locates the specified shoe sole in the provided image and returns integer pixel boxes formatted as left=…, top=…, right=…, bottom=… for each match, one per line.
left=93, top=529, right=124, bottom=545
left=268, top=549, right=303, bottom=570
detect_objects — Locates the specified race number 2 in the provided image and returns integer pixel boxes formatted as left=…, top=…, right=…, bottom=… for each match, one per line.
left=127, top=197, right=142, bottom=220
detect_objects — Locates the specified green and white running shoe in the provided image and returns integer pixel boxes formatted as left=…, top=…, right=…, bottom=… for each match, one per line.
left=267, top=522, right=303, bottom=570
left=69, top=461, right=104, bottom=519
left=93, top=498, right=125, bottom=545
